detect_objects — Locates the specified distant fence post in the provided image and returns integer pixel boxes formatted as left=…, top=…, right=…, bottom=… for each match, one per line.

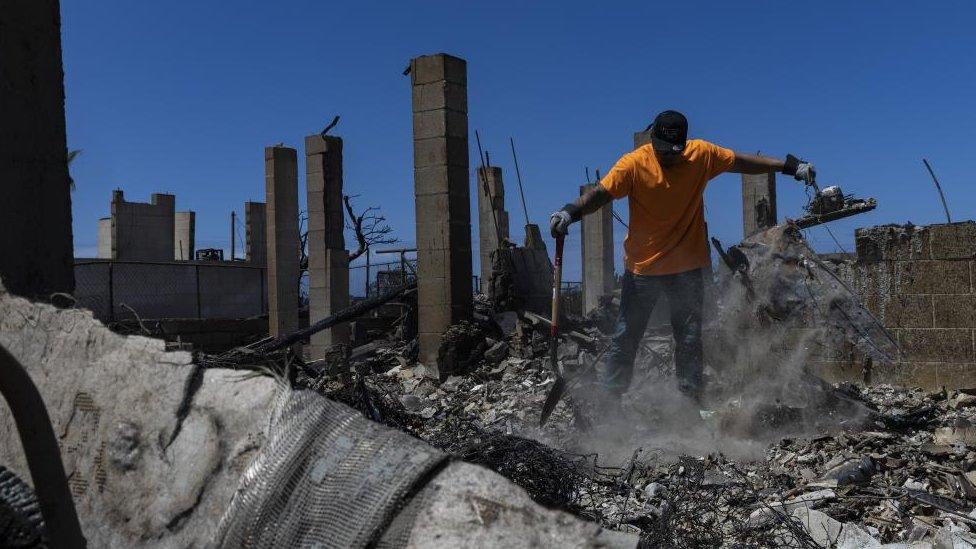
left=365, top=252, right=371, bottom=297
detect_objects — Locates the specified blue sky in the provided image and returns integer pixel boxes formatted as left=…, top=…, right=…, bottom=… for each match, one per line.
left=63, top=1, right=976, bottom=280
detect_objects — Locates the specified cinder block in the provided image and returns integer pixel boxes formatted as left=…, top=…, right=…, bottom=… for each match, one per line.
left=934, top=294, right=976, bottom=328
left=305, top=154, right=325, bottom=177
left=411, top=81, right=467, bottom=114
left=896, top=260, right=970, bottom=294
left=897, top=328, right=974, bottom=362
left=867, top=293, right=934, bottom=329
left=416, top=220, right=451, bottom=251
left=413, top=136, right=469, bottom=169
left=418, top=304, right=452, bottom=332
left=847, top=261, right=890, bottom=295
left=419, top=276, right=451, bottom=306
left=415, top=165, right=469, bottom=196
left=304, top=134, right=342, bottom=156
left=854, top=225, right=930, bottom=262
left=929, top=222, right=976, bottom=260
left=410, top=54, right=467, bottom=86
left=412, top=109, right=468, bottom=140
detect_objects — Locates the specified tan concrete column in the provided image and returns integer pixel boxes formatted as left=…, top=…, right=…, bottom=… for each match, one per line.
left=410, top=53, right=472, bottom=375
left=742, top=172, right=777, bottom=238
left=580, top=184, right=614, bottom=314
left=244, top=201, right=267, bottom=266
left=305, top=134, right=350, bottom=358
left=476, top=166, right=509, bottom=293
left=174, top=211, right=195, bottom=260
left=264, top=146, right=300, bottom=340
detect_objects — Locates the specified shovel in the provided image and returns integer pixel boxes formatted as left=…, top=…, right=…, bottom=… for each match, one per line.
left=540, top=234, right=566, bottom=426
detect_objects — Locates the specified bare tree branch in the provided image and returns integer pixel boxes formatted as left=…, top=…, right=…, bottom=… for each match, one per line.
left=344, top=194, right=397, bottom=262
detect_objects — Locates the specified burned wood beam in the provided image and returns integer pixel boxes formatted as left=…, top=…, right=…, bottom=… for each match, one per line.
left=259, top=280, right=417, bottom=353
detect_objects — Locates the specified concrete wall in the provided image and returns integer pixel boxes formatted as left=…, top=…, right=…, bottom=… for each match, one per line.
left=74, top=259, right=266, bottom=322
left=174, top=211, right=195, bottom=260
left=245, top=201, right=267, bottom=266
left=0, top=0, right=75, bottom=299
left=817, top=222, right=976, bottom=389
left=105, top=190, right=176, bottom=261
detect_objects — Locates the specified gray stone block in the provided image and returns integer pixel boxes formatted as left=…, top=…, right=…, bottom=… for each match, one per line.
left=410, top=53, right=467, bottom=86
left=413, top=135, right=469, bottom=168
left=413, top=109, right=468, bottom=140
left=411, top=81, right=467, bottom=114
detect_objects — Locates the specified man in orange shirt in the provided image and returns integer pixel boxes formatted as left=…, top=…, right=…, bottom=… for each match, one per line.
left=549, top=110, right=814, bottom=403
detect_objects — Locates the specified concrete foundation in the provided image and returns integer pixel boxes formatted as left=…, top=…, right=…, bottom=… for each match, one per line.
left=0, top=0, right=75, bottom=299
left=742, top=172, right=777, bottom=238
left=580, top=184, right=614, bottom=315
left=410, top=53, right=473, bottom=374
left=264, top=146, right=300, bottom=340
left=175, top=211, right=196, bottom=260
left=477, top=166, right=510, bottom=293
left=245, top=201, right=267, bottom=266
left=305, top=134, right=350, bottom=358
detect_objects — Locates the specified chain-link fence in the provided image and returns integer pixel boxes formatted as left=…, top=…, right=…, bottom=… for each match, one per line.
left=348, top=258, right=417, bottom=298
left=74, top=260, right=266, bottom=323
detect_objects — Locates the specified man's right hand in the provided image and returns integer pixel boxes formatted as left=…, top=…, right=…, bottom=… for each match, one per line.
left=549, top=210, right=572, bottom=238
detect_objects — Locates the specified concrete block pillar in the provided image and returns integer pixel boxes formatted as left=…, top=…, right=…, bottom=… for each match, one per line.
left=523, top=224, right=548, bottom=253
left=580, top=184, right=614, bottom=315
left=245, top=201, right=267, bottom=266
left=476, top=166, right=509, bottom=293
left=174, top=211, right=195, bottom=260
left=0, top=0, right=75, bottom=299
left=264, top=146, right=300, bottom=340
left=742, top=172, right=777, bottom=238
left=305, top=134, right=350, bottom=358
left=410, top=53, right=473, bottom=374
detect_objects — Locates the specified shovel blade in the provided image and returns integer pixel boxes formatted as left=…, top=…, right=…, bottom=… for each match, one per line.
left=539, top=377, right=567, bottom=426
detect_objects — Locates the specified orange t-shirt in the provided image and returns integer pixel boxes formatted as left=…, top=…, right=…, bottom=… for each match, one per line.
left=599, top=139, right=735, bottom=276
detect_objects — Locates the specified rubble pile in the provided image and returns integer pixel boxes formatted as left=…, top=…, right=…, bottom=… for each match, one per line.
left=295, top=329, right=976, bottom=547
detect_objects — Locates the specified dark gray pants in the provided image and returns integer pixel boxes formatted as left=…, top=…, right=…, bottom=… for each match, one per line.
left=602, top=268, right=704, bottom=398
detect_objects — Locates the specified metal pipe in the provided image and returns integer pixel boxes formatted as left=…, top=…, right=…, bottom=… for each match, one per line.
left=922, top=158, right=952, bottom=223
left=475, top=131, right=503, bottom=246
left=0, top=344, right=86, bottom=548
left=509, top=137, right=531, bottom=226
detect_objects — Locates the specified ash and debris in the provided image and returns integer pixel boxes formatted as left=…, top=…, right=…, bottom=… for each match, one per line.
left=210, top=225, right=975, bottom=547
left=285, top=309, right=976, bottom=547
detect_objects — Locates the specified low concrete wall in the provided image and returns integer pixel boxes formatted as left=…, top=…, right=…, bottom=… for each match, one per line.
left=74, top=259, right=267, bottom=323
left=819, top=222, right=976, bottom=389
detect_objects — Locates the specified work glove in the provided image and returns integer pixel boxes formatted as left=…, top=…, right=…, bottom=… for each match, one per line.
left=549, top=210, right=572, bottom=238
left=783, top=154, right=816, bottom=184
left=549, top=203, right=581, bottom=238
left=795, top=162, right=816, bottom=184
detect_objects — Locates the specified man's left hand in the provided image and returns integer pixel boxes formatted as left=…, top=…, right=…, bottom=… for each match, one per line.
left=794, top=161, right=816, bottom=184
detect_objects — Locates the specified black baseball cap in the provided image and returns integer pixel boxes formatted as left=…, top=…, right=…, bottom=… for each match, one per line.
left=648, top=110, right=688, bottom=153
